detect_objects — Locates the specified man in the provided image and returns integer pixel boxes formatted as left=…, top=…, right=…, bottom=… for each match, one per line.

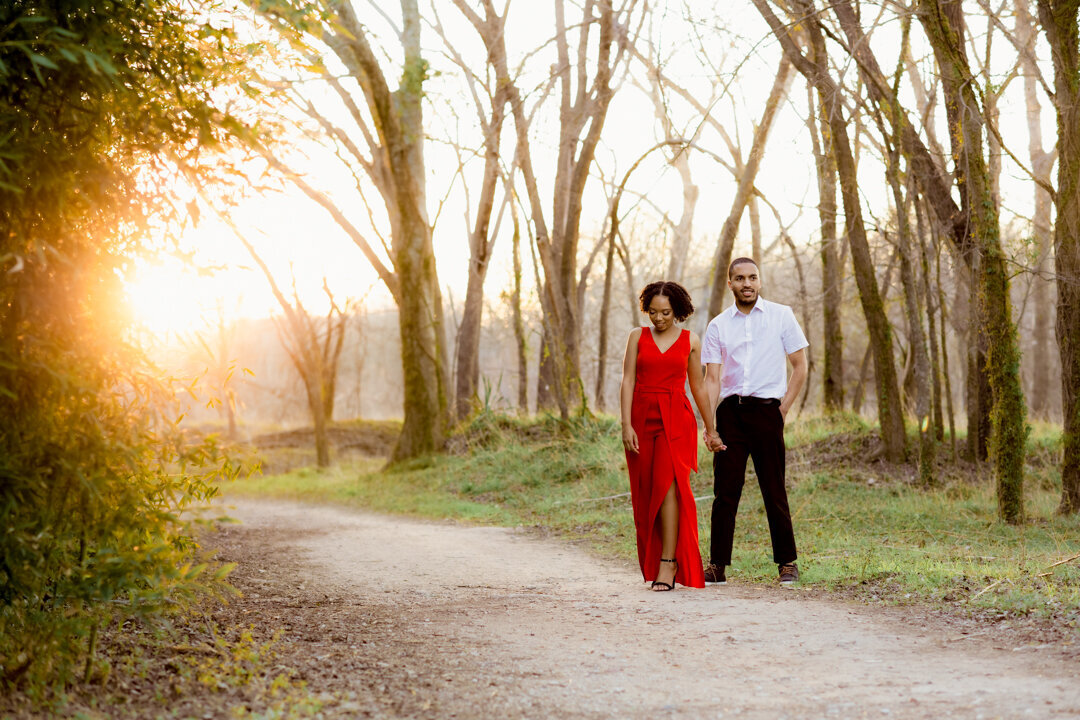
left=701, top=257, right=808, bottom=585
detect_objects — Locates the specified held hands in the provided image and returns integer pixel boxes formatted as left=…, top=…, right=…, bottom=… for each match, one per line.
left=622, top=425, right=640, bottom=454
left=703, top=428, right=726, bottom=452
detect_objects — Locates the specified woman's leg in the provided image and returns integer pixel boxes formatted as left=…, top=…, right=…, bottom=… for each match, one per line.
left=653, top=481, right=679, bottom=590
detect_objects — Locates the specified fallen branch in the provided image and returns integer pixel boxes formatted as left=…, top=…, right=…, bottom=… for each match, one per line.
left=1036, top=551, right=1080, bottom=578
left=969, top=552, right=1080, bottom=600
left=968, top=577, right=1013, bottom=602
left=555, top=492, right=630, bottom=505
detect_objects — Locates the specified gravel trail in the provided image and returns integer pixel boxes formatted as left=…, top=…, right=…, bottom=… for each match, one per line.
left=221, top=498, right=1080, bottom=719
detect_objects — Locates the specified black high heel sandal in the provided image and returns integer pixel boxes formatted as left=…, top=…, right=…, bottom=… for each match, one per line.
left=651, top=558, right=678, bottom=591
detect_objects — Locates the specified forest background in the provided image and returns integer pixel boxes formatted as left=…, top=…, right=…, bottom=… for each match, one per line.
left=3, top=0, right=1080, bottom=701
left=146, top=0, right=1079, bottom=510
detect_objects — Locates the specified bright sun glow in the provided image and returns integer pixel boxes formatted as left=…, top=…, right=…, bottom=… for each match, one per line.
left=124, top=193, right=394, bottom=346
left=124, top=259, right=260, bottom=341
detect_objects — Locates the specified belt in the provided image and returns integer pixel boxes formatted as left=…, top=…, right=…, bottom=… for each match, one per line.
left=634, top=383, right=684, bottom=395
left=722, top=394, right=779, bottom=406
left=633, top=383, right=693, bottom=441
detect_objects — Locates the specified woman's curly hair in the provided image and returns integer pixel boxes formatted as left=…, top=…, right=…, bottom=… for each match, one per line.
left=638, top=281, right=695, bottom=322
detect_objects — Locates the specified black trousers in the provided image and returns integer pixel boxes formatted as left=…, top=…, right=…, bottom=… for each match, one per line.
left=710, top=396, right=797, bottom=566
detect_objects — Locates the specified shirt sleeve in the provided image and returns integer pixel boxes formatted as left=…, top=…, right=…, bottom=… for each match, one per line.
left=701, top=316, right=724, bottom=365
left=781, top=306, right=809, bottom=354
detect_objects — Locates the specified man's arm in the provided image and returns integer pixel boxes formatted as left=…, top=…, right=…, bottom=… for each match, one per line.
left=779, top=348, right=807, bottom=420
left=703, top=362, right=726, bottom=451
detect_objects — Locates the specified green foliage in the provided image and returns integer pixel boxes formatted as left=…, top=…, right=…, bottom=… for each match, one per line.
left=0, top=0, right=255, bottom=693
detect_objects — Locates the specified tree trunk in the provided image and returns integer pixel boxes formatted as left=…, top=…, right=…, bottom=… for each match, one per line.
left=756, top=0, right=906, bottom=461
left=889, top=172, right=933, bottom=483
left=508, top=210, right=529, bottom=413
left=1017, top=0, right=1057, bottom=421
left=1036, top=0, right=1080, bottom=514
left=450, top=4, right=509, bottom=422
left=914, top=189, right=945, bottom=443
left=806, top=71, right=843, bottom=413
left=667, top=160, right=699, bottom=285
left=389, top=2, right=449, bottom=459
left=780, top=228, right=813, bottom=414
left=455, top=272, right=486, bottom=420
left=937, top=236, right=959, bottom=458
left=749, top=195, right=763, bottom=266
left=483, top=0, right=635, bottom=419
left=276, top=0, right=450, bottom=461
left=595, top=229, right=617, bottom=411
left=851, top=246, right=899, bottom=417
left=649, top=101, right=699, bottom=285
left=304, top=374, right=330, bottom=468
left=920, top=0, right=1027, bottom=522
left=868, top=14, right=932, bottom=476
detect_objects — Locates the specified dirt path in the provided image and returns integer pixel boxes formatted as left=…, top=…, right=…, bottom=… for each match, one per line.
left=216, top=498, right=1080, bottom=719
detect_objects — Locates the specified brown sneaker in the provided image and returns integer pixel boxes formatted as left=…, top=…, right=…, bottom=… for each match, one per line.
left=703, top=563, right=726, bottom=584
left=778, top=562, right=799, bottom=585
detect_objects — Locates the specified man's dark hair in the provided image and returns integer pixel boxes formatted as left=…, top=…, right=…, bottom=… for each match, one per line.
left=638, top=281, right=695, bottom=322
left=728, top=257, right=759, bottom=279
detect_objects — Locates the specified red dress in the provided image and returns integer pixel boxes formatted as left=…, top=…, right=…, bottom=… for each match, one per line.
left=625, top=328, right=705, bottom=588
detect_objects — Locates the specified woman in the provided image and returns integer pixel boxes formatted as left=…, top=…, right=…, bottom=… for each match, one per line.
left=620, top=281, right=717, bottom=591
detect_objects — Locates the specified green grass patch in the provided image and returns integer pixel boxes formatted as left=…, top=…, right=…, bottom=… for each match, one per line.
left=229, top=411, right=1080, bottom=624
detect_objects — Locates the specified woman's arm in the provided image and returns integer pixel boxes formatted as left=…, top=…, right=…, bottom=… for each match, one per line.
left=620, top=328, right=642, bottom=453
left=688, top=332, right=725, bottom=451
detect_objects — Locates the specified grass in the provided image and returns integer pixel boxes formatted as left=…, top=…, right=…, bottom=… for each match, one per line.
left=228, top=411, right=1080, bottom=625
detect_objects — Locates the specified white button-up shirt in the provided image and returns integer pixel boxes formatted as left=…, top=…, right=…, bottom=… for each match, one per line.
left=702, top=297, right=809, bottom=401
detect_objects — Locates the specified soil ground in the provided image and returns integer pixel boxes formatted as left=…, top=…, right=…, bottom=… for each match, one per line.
left=197, top=497, right=1080, bottom=719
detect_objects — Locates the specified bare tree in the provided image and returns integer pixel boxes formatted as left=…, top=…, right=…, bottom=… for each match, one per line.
left=254, top=0, right=449, bottom=460
left=635, top=35, right=701, bottom=285
left=705, top=55, right=793, bottom=318
left=506, top=202, right=530, bottom=414
left=437, top=2, right=512, bottom=421
left=918, top=0, right=1027, bottom=522
left=754, top=0, right=907, bottom=461
left=463, top=0, right=642, bottom=418
left=239, top=234, right=349, bottom=468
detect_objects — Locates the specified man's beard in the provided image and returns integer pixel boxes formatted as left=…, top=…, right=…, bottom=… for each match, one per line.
left=734, top=289, right=758, bottom=308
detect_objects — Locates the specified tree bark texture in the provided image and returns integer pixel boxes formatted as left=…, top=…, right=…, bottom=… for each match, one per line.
left=1037, top=0, right=1080, bottom=514
left=919, top=0, right=1026, bottom=522
left=805, top=59, right=844, bottom=413
left=913, top=189, right=945, bottom=443
left=595, top=229, right=616, bottom=411
left=340, top=1, right=447, bottom=460
left=508, top=210, right=530, bottom=413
